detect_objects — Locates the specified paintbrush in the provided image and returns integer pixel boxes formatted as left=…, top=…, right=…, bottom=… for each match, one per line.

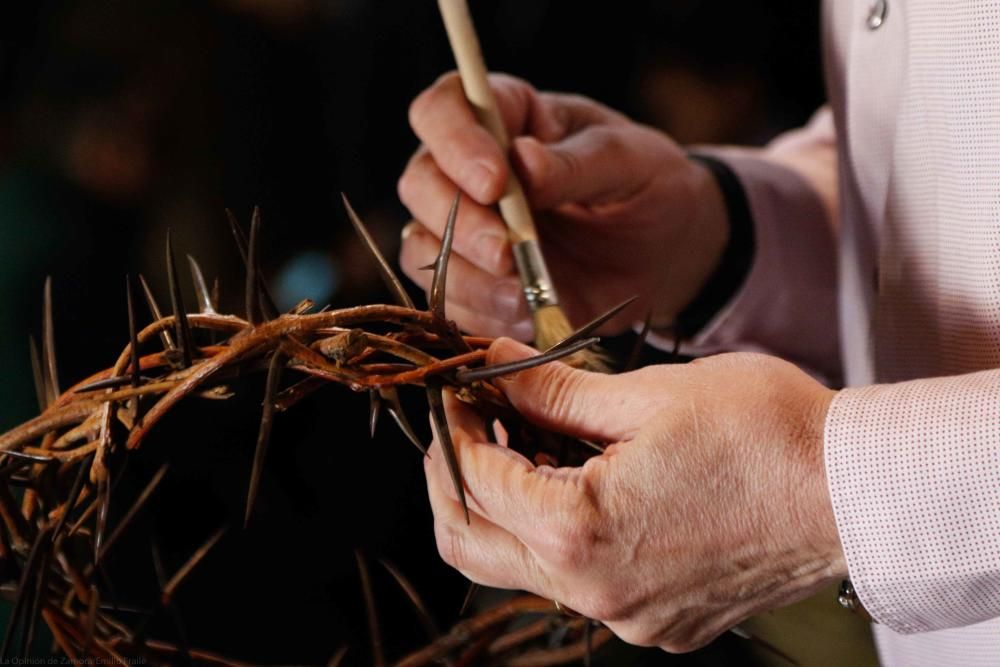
left=436, top=0, right=607, bottom=370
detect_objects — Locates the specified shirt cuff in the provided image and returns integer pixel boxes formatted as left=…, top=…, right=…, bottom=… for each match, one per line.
left=825, top=371, right=1000, bottom=633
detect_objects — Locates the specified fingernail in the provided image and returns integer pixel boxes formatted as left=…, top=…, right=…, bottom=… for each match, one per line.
left=492, top=280, right=525, bottom=321
left=401, top=220, right=419, bottom=241
left=464, top=160, right=499, bottom=201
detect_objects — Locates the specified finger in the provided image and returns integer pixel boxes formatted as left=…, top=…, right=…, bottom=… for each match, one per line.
left=444, top=302, right=534, bottom=341
left=430, top=392, right=597, bottom=558
left=487, top=338, right=646, bottom=442
left=424, top=401, right=552, bottom=593
left=409, top=72, right=510, bottom=204
left=399, top=221, right=529, bottom=324
left=398, top=148, right=514, bottom=275
left=512, top=124, right=671, bottom=210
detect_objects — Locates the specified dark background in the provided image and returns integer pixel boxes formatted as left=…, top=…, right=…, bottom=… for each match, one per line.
left=0, top=1, right=824, bottom=664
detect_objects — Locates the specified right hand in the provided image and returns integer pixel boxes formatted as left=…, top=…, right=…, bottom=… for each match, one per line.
left=398, top=72, right=729, bottom=340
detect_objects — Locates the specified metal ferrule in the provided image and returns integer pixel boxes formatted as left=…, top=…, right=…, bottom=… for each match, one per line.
left=512, top=239, right=559, bottom=311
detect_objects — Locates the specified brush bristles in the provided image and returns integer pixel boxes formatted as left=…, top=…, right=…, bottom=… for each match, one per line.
left=532, top=305, right=610, bottom=372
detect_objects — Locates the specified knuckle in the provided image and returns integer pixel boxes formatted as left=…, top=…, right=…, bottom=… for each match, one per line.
left=539, top=367, right=587, bottom=426
left=409, top=72, right=460, bottom=132
left=435, top=523, right=468, bottom=571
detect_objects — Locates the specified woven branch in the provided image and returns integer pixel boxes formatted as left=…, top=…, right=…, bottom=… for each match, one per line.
left=0, top=196, right=629, bottom=666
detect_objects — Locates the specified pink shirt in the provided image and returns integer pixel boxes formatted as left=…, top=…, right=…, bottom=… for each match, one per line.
left=659, top=1, right=1000, bottom=663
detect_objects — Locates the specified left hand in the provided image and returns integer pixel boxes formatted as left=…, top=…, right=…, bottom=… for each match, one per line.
left=426, top=339, right=846, bottom=652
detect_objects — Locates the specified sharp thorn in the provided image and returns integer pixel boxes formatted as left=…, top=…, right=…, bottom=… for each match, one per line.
left=381, top=388, right=426, bottom=456
left=52, top=453, right=93, bottom=543
left=97, top=465, right=169, bottom=564
left=327, top=645, right=349, bottom=667
left=139, top=274, right=176, bottom=351
left=226, top=208, right=249, bottom=262
left=0, top=450, right=54, bottom=464
left=28, top=336, right=47, bottom=413
left=42, top=277, right=60, bottom=405
left=166, top=230, right=195, bottom=367
left=95, top=475, right=110, bottom=563
left=417, top=263, right=435, bottom=271
left=23, top=548, right=51, bottom=655
left=126, top=275, right=141, bottom=389
left=459, top=582, right=479, bottom=616
left=186, top=255, right=216, bottom=315
left=75, top=375, right=153, bottom=393
left=429, top=191, right=460, bottom=320
left=161, top=526, right=227, bottom=605
left=245, top=352, right=284, bottom=527
left=150, top=535, right=195, bottom=665
left=426, top=381, right=468, bottom=524
left=544, top=295, right=638, bottom=354
left=245, top=207, right=263, bottom=325
left=227, top=208, right=278, bottom=320
left=341, top=193, right=415, bottom=309
left=368, top=390, right=381, bottom=439
left=456, top=336, right=601, bottom=384
left=378, top=558, right=440, bottom=639
left=354, top=550, right=385, bottom=667
left=624, top=308, right=653, bottom=373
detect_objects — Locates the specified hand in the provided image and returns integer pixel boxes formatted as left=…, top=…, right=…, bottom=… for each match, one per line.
left=399, top=73, right=728, bottom=339
left=425, top=340, right=846, bottom=652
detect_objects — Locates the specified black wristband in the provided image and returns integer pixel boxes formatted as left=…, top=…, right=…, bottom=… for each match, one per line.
left=674, top=154, right=756, bottom=339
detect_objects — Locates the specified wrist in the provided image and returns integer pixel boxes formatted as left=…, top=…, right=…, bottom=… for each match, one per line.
left=801, top=386, right=848, bottom=578
left=648, top=160, right=728, bottom=328
left=663, top=155, right=754, bottom=338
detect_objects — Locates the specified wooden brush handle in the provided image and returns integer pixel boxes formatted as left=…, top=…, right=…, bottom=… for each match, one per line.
left=437, top=0, right=538, bottom=245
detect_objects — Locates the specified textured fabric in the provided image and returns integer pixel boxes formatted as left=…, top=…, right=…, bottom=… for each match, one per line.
left=656, top=0, right=1000, bottom=663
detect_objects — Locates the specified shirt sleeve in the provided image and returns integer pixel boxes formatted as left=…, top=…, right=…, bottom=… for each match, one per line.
left=825, top=369, right=1000, bottom=633
left=647, top=108, right=841, bottom=383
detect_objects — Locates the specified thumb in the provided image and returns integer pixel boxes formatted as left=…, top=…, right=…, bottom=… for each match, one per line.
left=511, top=125, right=665, bottom=210
left=488, top=338, right=642, bottom=442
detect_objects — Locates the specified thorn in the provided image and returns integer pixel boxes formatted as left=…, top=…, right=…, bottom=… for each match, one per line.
left=83, top=585, right=99, bottom=656
left=139, top=274, right=176, bottom=351
left=97, top=465, right=169, bottom=564
left=624, top=309, right=653, bottom=373
left=456, top=336, right=601, bottom=384
left=381, top=388, right=426, bottom=456
left=126, top=276, right=141, bottom=390
left=544, top=295, right=638, bottom=354
left=0, top=450, right=53, bottom=464
left=75, top=375, right=151, bottom=393
left=368, top=390, right=380, bottom=438
left=28, top=336, right=47, bottom=413
left=245, top=352, right=284, bottom=527
left=245, top=207, right=263, bottom=325
left=417, top=263, right=435, bottom=271
left=459, top=582, right=479, bottom=616
left=186, top=255, right=216, bottom=315
left=42, top=277, right=59, bottom=405
left=584, top=621, right=593, bottom=667
left=150, top=535, right=194, bottom=665
left=22, top=545, right=51, bottom=656
left=426, top=381, right=468, bottom=524
left=226, top=208, right=278, bottom=320
left=430, top=191, right=460, bottom=320
left=342, top=193, right=415, bottom=309
left=52, top=453, right=93, bottom=543
left=354, top=550, right=385, bottom=667
left=161, top=526, right=227, bottom=605
left=94, top=475, right=110, bottom=563
left=166, top=231, right=195, bottom=367
left=379, top=558, right=440, bottom=639
left=327, top=645, right=349, bottom=667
